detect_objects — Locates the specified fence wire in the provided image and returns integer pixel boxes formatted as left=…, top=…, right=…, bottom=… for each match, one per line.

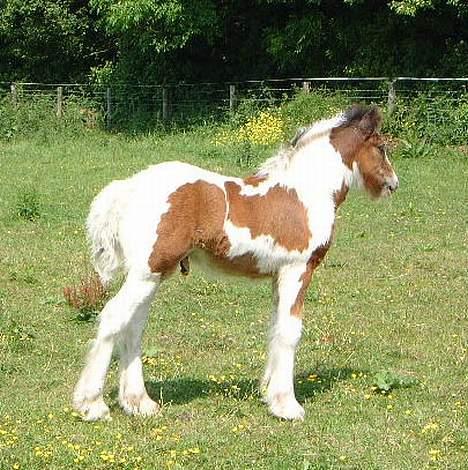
left=1, top=78, right=467, bottom=143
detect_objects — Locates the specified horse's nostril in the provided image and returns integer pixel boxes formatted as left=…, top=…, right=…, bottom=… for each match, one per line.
left=387, top=178, right=399, bottom=192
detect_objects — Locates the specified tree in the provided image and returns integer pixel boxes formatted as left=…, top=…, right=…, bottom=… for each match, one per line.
left=0, top=0, right=110, bottom=82
left=90, top=0, right=220, bottom=82
left=0, top=0, right=466, bottom=82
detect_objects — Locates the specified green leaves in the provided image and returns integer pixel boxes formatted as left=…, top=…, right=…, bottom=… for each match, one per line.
left=91, top=0, right=219, bottom=53
left=373, top=371, right=419, bottom=392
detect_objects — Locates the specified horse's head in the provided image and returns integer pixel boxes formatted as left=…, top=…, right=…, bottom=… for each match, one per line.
left=331, top=105, right=399, bottom=198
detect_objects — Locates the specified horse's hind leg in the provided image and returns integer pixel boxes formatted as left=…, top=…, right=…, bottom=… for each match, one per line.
left=73, top=271, right=159, bottom=421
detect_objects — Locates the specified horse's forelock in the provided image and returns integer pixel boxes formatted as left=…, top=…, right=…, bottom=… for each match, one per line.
left=340, top=104, right=382, bottom=135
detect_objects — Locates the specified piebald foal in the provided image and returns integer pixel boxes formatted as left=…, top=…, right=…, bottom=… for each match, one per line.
left=73, top=105, right=398, bottom=421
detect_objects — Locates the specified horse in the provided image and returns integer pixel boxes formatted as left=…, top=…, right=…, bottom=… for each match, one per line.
left=73, top=104, right=399, bottom=421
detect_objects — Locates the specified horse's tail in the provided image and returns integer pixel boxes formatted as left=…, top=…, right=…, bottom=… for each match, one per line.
left=86, top=179, right=128, bottom=287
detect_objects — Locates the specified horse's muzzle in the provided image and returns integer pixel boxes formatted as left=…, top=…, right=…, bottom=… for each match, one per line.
left=385, top=176, right=399, bottom=193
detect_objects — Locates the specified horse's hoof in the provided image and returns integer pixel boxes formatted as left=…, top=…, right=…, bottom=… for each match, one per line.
left=269, top=395, right=305, bottom=421
left=74, top=397, right=111, bottom=421
left=120, top=394, right=160, bottom=417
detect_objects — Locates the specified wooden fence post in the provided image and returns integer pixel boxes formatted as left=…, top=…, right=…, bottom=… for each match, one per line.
left=229, top=84, right=237, bottom=111
left=162, top=87, right=170, bottom=121
left=302, top=81, right=311, bottom=93
left=106, top=87, right=112, bottom=128
left=387, top=80, right=396, bottom=115
left=56, top=86, right=63, bottom=117
left=10, top=83, right=17, bottom=106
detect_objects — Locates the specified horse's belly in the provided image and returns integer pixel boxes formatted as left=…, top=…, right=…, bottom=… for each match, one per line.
left=190, top=249, right=270, bottom=279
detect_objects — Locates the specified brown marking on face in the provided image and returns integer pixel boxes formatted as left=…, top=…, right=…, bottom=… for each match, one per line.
left=329, top=126, right=363, bottom=169
left=148, top=180, right=230, bottom=277
left=225, top=181, right=311, bottom=252
left=243, top=175, right=267, bottom=187
left=330, top=107, right=396, bottom=198
left=330, top=105, right=383, bottom=169
left=355, top=134, right=395, bottom=198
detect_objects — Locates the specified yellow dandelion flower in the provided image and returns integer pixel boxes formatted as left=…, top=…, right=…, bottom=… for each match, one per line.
left=422, top=421, right=439, bottom=434
left=428, top=448, right=441, bottom=461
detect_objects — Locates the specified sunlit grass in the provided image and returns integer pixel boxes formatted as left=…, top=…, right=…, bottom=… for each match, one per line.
left=0, top=130, right=466, bottom=469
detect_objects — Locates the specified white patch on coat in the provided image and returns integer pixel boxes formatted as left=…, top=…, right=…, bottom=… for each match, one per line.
left=224, top=220, right=307, bottom=274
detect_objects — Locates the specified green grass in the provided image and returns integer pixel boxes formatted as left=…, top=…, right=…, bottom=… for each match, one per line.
left=0, top=129, right=466, bottom=469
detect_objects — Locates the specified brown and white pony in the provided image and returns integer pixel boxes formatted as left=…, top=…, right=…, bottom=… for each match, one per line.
left=73, top=105, right=398, bottom=421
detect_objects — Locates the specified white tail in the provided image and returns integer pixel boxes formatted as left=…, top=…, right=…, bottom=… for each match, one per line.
left=86, top=179, right=128, bottom=286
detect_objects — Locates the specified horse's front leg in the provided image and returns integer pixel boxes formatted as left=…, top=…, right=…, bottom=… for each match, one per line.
left=262, top=262, right=312, bottom=420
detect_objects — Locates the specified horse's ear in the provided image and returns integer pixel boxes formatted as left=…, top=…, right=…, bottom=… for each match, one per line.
left=358, top=106, right=382, bottom=137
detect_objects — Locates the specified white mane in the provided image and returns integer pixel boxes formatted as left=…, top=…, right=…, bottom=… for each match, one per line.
left=256, top=112, right=345, bottom=177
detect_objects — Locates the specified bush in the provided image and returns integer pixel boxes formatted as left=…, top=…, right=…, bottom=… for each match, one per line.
left=63, top=275, right=108, bottom=322
left=386, top=93, right=468, bottom=146
left=279, top=89, right=348, bottom=137
left=1, top=84, right=466, bottom=150
left=0, top=94, right=103, bottom=141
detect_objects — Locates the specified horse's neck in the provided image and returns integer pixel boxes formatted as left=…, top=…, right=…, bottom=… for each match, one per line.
left=267, top=142, right=351, bottom=208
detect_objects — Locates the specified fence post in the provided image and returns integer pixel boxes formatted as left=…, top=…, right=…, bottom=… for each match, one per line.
left=229, top=84, right=237, bottom=111
left=302, top=81, right=311, bottom=93
left=56, top=86, right=63, bottom=117
left=387, top=79, right=396, bottom=115
left=162, top=87, right=170, bottom=121
left=106, top=87, right=112, bottom=128
left=10, top=83, right=17, bottom=106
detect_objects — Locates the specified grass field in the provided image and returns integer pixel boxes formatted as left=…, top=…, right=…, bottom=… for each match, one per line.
left=0, top=128, right=466, bottom=469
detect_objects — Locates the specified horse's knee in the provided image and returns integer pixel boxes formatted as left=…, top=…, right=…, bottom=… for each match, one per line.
left=270, top=316, right=303, bottom=348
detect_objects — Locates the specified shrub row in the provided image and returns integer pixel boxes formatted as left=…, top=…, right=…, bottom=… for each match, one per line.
left=0, top=89, right=466, bottom=147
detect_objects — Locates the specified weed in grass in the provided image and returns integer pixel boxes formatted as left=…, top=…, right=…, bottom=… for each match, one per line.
left=15, top=186, right=41, bottom=221
left=372, top=370, right=419, bottom=393
left=63, top=274, right=107, bottom=321
left=397, top=138, right=433, bottom=159
left=0, top=319, right=35, bottom=353
left=8, top=267, right=38, bottom=285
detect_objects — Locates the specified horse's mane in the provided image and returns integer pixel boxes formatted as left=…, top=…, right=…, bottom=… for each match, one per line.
left=255, top=104, right=372, bottom=178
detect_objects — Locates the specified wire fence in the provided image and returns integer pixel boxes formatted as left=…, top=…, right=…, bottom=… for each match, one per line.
left=1, top=77, right=467, bottom=142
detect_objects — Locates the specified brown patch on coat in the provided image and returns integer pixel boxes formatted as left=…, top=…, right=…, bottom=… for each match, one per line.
left=243, top=175, right=267, bottom=187
left=290, top=244, right=331, bottom=317
left=148, top=181, right=230, bottom=277
left=333, top=182, right=349, bottom=209
left=224, top=181, right=311, bottom=252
